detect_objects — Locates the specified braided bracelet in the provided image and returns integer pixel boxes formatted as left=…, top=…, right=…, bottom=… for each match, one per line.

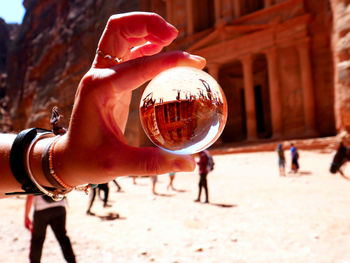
left=25, top=132, right=69, bottom=201
left=41, top=137, right=66, bottom=189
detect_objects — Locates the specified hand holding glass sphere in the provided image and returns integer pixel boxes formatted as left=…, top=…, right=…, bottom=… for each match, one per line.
left=139, top=66, right=227, bottom=154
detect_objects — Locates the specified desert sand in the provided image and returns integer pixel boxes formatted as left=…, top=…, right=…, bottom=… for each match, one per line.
left=1, top=143, right=350, bottom=263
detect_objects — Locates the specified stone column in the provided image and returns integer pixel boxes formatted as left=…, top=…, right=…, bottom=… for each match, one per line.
left=233, top=0, right=241, bottom=19
left=241, top=55, right=257, bottom=140
left=265, top=48, right=283, bottom=138
left=165, top=0, right=173, bottom=23
left=186, top=0, right=194, bottom=35
left=214, top=0, right=221, bottom=22
left=297, top=38, right=317, bottom=136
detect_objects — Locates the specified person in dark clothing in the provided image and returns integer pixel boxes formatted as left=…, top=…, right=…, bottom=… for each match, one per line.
left=112, top=179, right=123, bottom=192
left=276, top=143, right=286, bottom=176
left=290, top=143, right=299, bottom=173
left=25, top=195, right=76, bottom=263
left=86, top=183, right=111, bottom=215
left=195, top=150, right=213, bottom=203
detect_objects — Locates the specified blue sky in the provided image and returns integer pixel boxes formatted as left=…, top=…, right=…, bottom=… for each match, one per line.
left=0, top=0, right=25, bottom=24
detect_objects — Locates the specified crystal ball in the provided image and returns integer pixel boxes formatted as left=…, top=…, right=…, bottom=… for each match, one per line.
left=139, top=66, right=227, bottom=154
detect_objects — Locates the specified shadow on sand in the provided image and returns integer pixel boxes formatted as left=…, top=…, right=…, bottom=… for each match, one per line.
left=171, top=188, right=187, bottom=193
left=287, top=170, right=313, bottom=177
left=208, top=203, right=238, bottom=208
left=153, top=192, right=174, bottom=197
left=88, top=212, right=126, bottom=221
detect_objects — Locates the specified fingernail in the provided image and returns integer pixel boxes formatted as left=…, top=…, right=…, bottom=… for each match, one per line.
left=167, top=22, right=178, bottom=32
left=190, top=54, right=205, bottom=61
left=167, top=22, right=179, bottom=36
left=177, top=53, right=206, bottom=69
left=190, top=54, right=206, bottom=64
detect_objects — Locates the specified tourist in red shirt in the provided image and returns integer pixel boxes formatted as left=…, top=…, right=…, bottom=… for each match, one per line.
left=195, top=150, right=213, bottom=203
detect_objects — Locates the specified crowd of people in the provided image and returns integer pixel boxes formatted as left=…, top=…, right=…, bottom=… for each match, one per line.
left=276, top=142, right=300, bottom=176
left=22, top=143, right=306, bottom=262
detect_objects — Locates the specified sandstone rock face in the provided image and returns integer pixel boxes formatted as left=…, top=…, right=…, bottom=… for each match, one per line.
left=3, top=0, right=350, bottom=147
left=330, top=0, right=350, bottom=136
left=0, top=18, right=9, bottom=73
left=0, top=19, right=14, bottom=132
left=7, top=0, right=140, bottom=131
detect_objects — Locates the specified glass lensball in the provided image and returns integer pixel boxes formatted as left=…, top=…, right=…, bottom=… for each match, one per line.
left=139, top=66, right=227, bottom=155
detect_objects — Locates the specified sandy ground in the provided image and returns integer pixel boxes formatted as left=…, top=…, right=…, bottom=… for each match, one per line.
left=1, top=148, right=350, bottom=263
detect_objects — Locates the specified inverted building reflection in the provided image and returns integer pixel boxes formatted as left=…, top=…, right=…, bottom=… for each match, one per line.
left=140, top=79, right=225, bottom=151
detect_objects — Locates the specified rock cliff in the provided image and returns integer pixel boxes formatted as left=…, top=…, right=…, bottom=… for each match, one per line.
left=330, top=0, right=350, bottom=138
left=0, top=18, right=9, bottom=73
left=6, top=0, right=140, bottom=131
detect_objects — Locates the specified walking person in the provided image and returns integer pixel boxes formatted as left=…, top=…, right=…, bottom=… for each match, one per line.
left=112, top=179, right=123, bottom=192
left=151, top=175, right=158, bottom=195
left=276, top=143, right=286, bottom=176
left=195, top=150, right=214, bottom=203
left=290, top=143, right=299, bottom=173
left=86, top=183, right=111, bottom=215
left=167, top=172, right=176, bottom=190
left=25, top=195, right=76, bottom=263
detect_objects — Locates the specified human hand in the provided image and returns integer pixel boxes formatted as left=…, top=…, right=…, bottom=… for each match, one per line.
left=54, top=12, right=206, bottom=186
left=25, top=216, right=33, bottom=232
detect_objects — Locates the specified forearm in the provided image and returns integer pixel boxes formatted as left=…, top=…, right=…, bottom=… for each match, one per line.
left=0, top=133, right=63, bottom=198
left=24, top=195, right=33, bottom=217
left=0, top=134, right=21, bottom=197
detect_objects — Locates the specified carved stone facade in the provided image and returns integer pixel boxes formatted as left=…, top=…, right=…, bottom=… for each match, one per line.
left=143, top=0, right=335, bottom=145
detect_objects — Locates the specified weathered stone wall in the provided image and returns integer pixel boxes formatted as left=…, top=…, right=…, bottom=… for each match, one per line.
left=0, top=18, right=9, bottom=73
left=7, top=0, right=140, bottom=132
left=305, top=0, right=335, bottom=136
left=330, top=0, right=350, bottom=137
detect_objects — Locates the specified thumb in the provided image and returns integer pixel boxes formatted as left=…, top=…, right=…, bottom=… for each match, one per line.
left=126, top=146, right=195, bottom=176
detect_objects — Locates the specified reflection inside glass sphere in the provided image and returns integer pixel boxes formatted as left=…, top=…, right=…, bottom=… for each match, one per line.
left=139, top=66, right=227, bottom=154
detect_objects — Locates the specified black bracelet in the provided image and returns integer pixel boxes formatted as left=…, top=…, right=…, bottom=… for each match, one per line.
left=6, top=128, right=51, bottom=196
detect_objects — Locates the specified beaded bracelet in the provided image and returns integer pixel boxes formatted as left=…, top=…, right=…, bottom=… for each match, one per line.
left=48, top=136, right=73, bottom=191
left=42, top=135, right=93, bottom=195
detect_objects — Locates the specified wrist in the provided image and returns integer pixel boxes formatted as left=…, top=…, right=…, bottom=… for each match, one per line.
left=51, top=134, right=84, bottom=187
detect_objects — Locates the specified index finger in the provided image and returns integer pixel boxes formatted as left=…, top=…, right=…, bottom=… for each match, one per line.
left=95, top=12, right=178, bottom=68
left=111, top=12, right=178, bottom=46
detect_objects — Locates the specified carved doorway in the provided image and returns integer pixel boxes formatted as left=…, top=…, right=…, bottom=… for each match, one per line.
left=253, top=54, right=272, bottom=139
left=219, top=60, right=247, bottom=142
